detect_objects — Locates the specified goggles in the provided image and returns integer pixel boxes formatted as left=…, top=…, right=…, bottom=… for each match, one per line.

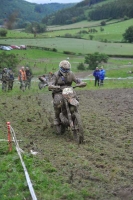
left=60, top=67, right=70, bottom=73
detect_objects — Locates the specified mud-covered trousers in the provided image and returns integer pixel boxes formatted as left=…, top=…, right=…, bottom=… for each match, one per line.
left=53, top=93, right=64, bottom=125
left=8, top=80, right=14, bottom=90
left=25, top=77, right=32, bottom=89
left=2, top=81, right=8, bottom=91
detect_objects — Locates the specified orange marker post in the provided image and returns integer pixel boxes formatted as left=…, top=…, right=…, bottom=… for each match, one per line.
left=7, top=122, right=12, bottom=152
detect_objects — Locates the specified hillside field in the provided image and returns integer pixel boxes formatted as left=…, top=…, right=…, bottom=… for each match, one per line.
left=0, top=37, right=133, bottom=56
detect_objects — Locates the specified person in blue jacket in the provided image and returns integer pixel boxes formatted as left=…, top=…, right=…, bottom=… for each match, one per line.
left=93, top=67, right=100, bottom=86
left=99, top=66, right=106, bottom=86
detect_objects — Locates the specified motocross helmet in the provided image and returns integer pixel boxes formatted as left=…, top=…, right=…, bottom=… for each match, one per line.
left=59, top=60, right=71, bottom=74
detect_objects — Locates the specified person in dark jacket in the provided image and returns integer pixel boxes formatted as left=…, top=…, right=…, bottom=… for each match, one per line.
left=25, top=67, right=32, bottom=89
left=93, top=67, right=100, bottom=86
left=7, top=68, right=14, bottom=90
left=99, top=66, right=106, bottom=86
left=1, top=68, right=9, bottom=91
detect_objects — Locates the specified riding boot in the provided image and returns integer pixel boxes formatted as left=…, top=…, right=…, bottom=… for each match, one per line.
left=53, top=108, right=61, bottom=125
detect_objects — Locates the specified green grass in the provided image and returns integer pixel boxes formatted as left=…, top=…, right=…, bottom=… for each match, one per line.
left=1, top=18, right=133, bottom=56
left=84, top=79, right=133, bottom=89
left=1, top=47, right=133, bottom=77
left=0, top=37, right=133, bottom=56
left=0, top=144, right=82, bottom=200
left=0, top=49, right=85, bottom=75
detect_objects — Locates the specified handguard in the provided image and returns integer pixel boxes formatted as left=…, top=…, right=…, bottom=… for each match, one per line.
left=48, top=85, right=60, bottom=91
left=73, top=82, right=87, bottom=88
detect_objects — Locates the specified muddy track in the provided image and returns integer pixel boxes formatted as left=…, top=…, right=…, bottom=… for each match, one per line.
left=0, top=88, right=133, bottom=199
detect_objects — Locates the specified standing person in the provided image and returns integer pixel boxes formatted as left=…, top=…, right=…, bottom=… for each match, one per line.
left=18, top=66, right=27, bottom=90
left=25, top=67, right=32, bottom=89
left=7, top=68, right=14, bottom=90
left=99, top=66, right=106, bottom=86
left=1, top=68, right=9, bottom=91
left=48, top=60, right=86, bottom=126
left=93, top=67, right=100, bottom=86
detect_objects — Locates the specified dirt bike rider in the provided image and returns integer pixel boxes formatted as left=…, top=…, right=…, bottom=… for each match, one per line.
left=48, top=60, right=86, bottom=126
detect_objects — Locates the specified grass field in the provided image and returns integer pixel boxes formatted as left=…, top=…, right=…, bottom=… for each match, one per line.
left=1, top=47, right=133, bottom=77
left=0, top=37, right=133, bottom=56
left=46, top=18, right=133, bottom=42
left=2, top=18, right=132, bottom=42
left=0, top=18, right=133, bottom=57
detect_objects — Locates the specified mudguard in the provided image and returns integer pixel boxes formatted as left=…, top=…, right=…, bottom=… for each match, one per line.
left=69, top=98, right=79, bottom=106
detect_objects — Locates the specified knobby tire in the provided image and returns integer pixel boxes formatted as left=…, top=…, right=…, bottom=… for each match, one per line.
left=73, top=112, right=84, bottom=144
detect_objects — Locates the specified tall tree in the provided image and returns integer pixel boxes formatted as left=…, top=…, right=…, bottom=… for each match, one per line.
left=123, top=26, right=133, bottom=43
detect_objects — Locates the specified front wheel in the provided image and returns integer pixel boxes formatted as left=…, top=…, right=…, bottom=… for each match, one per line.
left=55, top=124, right=66, bottom=135
left=72, top=112, right=84, bottom=144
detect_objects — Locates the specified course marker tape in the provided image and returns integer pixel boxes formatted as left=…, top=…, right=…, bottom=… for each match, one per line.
left=6, top=122, right=37, bottom=200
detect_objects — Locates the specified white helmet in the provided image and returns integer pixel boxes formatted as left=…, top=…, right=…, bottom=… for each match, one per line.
left=59, top=60, right=71, bottom=69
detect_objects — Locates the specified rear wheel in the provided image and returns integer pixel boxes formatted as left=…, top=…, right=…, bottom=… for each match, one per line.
left=72, top=112, right=84, bottom=144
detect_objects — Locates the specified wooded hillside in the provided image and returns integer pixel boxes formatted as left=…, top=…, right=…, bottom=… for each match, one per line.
left=42, top=0, right=133, bottom=25
left=0, top=0, right=75, bottom=28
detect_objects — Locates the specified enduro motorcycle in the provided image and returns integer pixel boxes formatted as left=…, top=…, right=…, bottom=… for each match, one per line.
left=38, top=76, right=48, bottom=90
left=49, top=82, right=86, bottom=144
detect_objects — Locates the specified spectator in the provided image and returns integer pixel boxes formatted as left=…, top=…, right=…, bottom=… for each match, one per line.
left=25, top=67, right=33, bottom=89
left=1, top=68, right=9, bottom=91
left=99, top=66, right=106, bottom=86
left=18, top=66, right=27, bottom=90
left=7, top=68, right=14, bottom=90
left=93, top=67, right=100, bottom=86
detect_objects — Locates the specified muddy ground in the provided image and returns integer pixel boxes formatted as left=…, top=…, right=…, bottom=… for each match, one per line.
left=0, top=87, right=133, bottom=200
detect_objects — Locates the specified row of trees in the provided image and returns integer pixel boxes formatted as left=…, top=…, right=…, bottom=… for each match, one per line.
left=76, top=0, right=105, bottom=7
left=41, top=0, right=133, bottom=26
left=88, top=0, right=133, bottom=20
left=42, top=7, right=85, bottom=25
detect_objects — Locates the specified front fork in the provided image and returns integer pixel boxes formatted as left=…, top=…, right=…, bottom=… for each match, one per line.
left=64, top=99, right=74, bottom=128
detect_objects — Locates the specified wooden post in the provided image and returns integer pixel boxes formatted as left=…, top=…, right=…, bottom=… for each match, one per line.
left=7, top=122, right=12, bottom=152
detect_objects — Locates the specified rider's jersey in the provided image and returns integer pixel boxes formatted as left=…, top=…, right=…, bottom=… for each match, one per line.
left=51, top=71, right=78, bottom=87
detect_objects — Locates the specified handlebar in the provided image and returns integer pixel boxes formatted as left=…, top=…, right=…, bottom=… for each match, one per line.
left=48, top=82, right=87, bottom=90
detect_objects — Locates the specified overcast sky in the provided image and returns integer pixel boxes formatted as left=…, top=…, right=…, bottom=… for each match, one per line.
left=25, top=0, right=82, bottom=4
